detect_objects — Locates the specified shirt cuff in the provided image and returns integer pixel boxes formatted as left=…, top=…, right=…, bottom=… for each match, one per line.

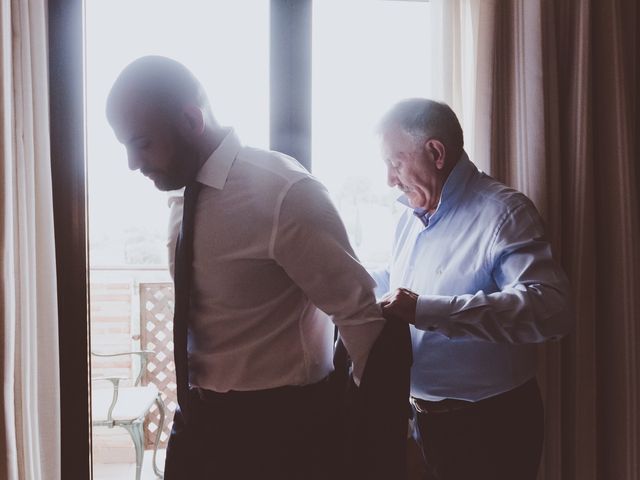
left=415, top=294, right=453, bottom=337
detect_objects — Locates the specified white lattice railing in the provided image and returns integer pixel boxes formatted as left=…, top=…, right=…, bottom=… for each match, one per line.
left=90, top=267, right=175, bottom=464
left=139, top=283, right=177, bottom=449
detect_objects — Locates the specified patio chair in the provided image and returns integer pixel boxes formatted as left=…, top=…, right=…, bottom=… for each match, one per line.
left=92, top=350, right=166, bottom=480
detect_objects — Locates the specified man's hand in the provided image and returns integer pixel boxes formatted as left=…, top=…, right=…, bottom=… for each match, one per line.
left=380, top=288, right=419, bottom=325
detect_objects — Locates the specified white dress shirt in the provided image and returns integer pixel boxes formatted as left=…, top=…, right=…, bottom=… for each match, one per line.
left=169, top=129, right=384, bottom=392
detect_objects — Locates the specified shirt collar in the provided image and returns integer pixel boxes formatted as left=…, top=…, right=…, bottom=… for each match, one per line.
left=413, top=208, right=431, bottom=227
left=434, top=150, right=475, bottom=215
left=396, top=150, right=476, bottom=224
left=196, top=128, right=242, bottom=190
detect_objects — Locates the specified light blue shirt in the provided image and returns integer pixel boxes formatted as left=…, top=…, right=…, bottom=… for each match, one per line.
left=371, top=153, right=573, bottom=401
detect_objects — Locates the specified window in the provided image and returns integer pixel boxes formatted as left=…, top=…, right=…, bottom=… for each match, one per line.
left=53, top=1, right=472, bottom=477
left=312, top=0, right=449, bottom=268
left=85, top=1, right=269, bottom=475
left=86, top=0, right=269, bottom=270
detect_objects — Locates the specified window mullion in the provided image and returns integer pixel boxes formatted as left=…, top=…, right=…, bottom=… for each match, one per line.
left=270, top=0, right=312, bottom=171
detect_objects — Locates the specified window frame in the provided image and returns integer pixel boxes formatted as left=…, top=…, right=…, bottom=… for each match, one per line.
left=49, top=1, right=312, bottom=477
left=49, top=0, right=91, bottom=478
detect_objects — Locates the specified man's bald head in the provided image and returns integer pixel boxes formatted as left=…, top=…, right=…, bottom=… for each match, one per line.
left=107, top=55, right=211, bottom=123
left=106, top=56, right=219, bottom=191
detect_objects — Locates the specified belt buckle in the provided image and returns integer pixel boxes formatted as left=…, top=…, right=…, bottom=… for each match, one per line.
left=411, top=396, right=471, bottom=414
left=410, top=396, right=429, bottom=414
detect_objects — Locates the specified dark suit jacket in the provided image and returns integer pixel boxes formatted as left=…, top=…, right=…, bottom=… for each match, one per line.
left=333, top=318, right=413, bottom=480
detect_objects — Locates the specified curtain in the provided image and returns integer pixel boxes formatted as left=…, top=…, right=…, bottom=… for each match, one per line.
left=1, top=1, right=61, bottom=479
left=469, top=0, right=639, bottom=479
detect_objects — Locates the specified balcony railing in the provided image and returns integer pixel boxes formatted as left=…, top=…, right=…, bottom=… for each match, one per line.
left=91, top=266, right=175, bottom=478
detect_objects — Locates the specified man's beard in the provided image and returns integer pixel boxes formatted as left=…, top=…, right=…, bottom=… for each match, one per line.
left=154, top=134, right=201, bottom=191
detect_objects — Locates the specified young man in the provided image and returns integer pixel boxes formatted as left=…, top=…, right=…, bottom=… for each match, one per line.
left=106, top=56, right=387, bottom=479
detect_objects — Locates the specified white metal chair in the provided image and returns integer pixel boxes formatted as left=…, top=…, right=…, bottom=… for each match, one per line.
left=92, top=350, right=166, bottom=480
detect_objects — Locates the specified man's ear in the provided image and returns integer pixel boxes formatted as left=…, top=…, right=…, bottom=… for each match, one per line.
left=425, top=139, right=446, bottom=170
left=179, top=105, right=206, bottom=138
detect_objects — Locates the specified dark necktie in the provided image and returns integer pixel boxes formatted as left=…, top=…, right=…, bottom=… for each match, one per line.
left=173, top=181, right=202, bottom=420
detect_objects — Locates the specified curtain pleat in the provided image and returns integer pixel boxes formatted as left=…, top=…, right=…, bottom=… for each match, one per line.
left=472, top=0, right=639, bottom=479
left=1, top=1, right=61, bottom=479
left=591, top=1, right=639, bottom=478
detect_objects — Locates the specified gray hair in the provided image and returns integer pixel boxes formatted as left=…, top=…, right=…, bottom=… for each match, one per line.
left=377, top=98, right=464, bottom=157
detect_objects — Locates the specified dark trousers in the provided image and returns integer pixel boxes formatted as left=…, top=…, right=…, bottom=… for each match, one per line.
left=164, top=377, right=339, bottom=480
left=414, top=378, right=544, bottom=480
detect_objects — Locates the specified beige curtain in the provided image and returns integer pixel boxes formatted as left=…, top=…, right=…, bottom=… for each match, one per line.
left=1, top=1, right=61, bottom=479
left=470, top=0, right=639, bottom=479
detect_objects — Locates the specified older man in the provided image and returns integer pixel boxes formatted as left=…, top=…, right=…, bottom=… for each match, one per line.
left=106, top=56, right=387, bottom=479
left=374, top=98, right=573, bottom=480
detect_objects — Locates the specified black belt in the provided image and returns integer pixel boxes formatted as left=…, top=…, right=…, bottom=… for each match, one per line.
left=192, top=375, right=333, bottom=403
left=411, top=377, right=537, bottom=414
